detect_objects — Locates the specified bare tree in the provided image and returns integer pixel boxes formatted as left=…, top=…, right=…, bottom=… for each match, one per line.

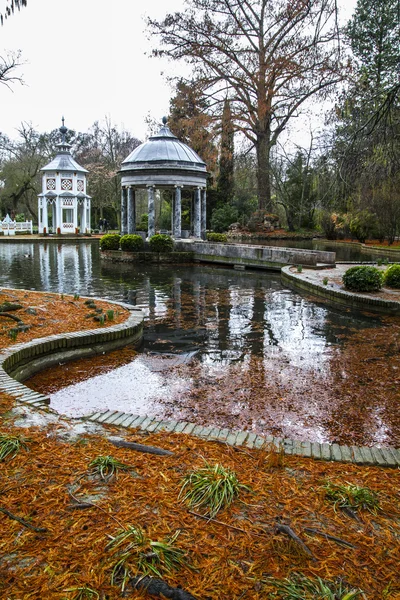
left=149, top=0, right=347, bottom=211
left=0, top=50, right=24, bottom=89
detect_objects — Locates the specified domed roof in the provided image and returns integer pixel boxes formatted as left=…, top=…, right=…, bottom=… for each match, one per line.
left=120, top=118, right=207, bottom=189
left=121, top=118, right=206, bottom=170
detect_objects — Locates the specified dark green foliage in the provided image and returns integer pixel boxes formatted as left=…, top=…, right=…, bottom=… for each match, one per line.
left=99, top=234, right=121, bottom=251
left=207, top=233, right=228, bottom=243
left=346, top=0, right=400, bottom=90
left=349, top=210, right=378, bottom=243
left=149, top=234, right=174, bottom=252
left=384, top=264, right=400, bottom=288
left=342, top=265, right=383, bottom=292
left=120, top=234, right=144, bottom=252
left=210, top=204, right=238, bottom=233
left=136, top=214, right=148, bottom=232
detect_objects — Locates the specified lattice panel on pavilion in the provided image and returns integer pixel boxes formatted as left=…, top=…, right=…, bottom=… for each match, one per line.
left=61, top=179, right=73, bottom=190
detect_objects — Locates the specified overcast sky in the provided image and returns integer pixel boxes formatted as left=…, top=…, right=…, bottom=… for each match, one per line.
left=0, top=0, right=357, bottom=144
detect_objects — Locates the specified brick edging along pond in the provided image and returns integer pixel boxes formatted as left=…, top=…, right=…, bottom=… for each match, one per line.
left=1, top=292, right=399, bottom=468
left=0, top=298, right=144, bottom=408
left=85, top=410, right=400, bottom=467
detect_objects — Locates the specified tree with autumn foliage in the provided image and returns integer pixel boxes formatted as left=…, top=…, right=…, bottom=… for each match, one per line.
left=148, top=0, right=345, bottom=212
left=168, top=79, right=218, bottom=175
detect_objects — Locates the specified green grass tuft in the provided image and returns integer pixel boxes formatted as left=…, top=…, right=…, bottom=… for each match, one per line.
left=179, top=460, right=248, bottom=517
left=323, top=481, right=380, bottom=513
left=0, top=433, right=29, bottom=461
left=265, top=572, right=364, bottom=599
left=106, top=525, right=188, bottom=591
left=63, top=585, right=99, bottom=599
left=89, top=455, right=130, bottom=481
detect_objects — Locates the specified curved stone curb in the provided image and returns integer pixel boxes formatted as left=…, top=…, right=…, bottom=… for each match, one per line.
left=281, top=266, right=400, bottom=315
left=317, top=239, right=400, bottom=258
left=85, top=410, right=400, bottom=467
left=0, top=299, right=144, bottom=409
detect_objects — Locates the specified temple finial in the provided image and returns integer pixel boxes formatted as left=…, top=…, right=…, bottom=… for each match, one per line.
left=60, top=116, right=67, bottom=144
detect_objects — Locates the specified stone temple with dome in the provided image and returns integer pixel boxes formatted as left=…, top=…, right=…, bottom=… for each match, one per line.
left=119, top=117, right=208, bottom=239
left=38, top=119, right=91, bottom=235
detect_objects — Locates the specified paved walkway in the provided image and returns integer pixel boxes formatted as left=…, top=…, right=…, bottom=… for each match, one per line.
left=85, top=410, right=400, bottom=467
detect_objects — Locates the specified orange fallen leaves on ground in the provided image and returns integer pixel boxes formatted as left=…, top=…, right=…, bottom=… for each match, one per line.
left=0, top=288, right=399, bottom=599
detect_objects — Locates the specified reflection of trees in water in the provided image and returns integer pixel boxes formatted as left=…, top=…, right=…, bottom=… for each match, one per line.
left=2, top=242, right=399, bottom=445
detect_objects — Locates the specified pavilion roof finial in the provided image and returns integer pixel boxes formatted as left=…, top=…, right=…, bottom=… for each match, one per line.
left=162, top=115, right=168, bottom=125
left=59, top=116, right=68, bottom=144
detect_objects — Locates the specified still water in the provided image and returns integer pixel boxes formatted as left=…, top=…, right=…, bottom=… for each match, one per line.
left=1, top=241, right=398, bottom=446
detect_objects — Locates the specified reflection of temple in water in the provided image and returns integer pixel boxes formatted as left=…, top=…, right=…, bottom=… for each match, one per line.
left=0, top=241, right=335, bottom=373
left=38, top=244, right=93, bottom=293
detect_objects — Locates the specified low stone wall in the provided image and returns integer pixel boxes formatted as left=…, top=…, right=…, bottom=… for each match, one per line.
left=100, top=250, right=194, bottom=263
left=175, top=240, right=335, bottom=270
left=0, top=300, right=144, bottom=409
left=281, top=267, right=400, bottom=315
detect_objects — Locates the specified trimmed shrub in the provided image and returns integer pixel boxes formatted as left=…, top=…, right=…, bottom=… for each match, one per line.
left=136, top=213, right=148, bottom=232
left=120, top=234, right=144, bottom=252
left=207, top=233, right=228, bottom=243
left=342, top=265, right=383, bottom=292
left=149, top=234, right=174, bottom=252
left=384, top=264, right=400, bottom=288
left=99, top=233, right=121, bottom=251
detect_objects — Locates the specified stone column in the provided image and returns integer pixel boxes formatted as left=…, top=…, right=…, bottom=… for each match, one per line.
left=194, top=187, right=201, bottom=238
left=81, top=199, right=87, bottom=233
left=174, top=186, right=182, bottom=238
left=121, top=187, right=127, bottom=234
left=52, top=202, right=56, bottom=233
left=201, top=188, right=207, bottom=240
left=57, top=196, right=62, bottom=233
left=38, top=197, right=43, bottom=233
left=127, top=187, right=136, bottom=233
left=147, top=185, right=155, bottom=238
left=73, top=199, right=78, bottom=232
left=87, top=198, right=91, bottom=232
left=43, top=198, right=48, bottom=233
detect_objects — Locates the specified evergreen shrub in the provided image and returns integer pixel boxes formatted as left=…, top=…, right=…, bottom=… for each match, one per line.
left=149, top=234, right=174, bottom=252
left=99, top=234, right=121, bottom=251
left=120, top=234, right=144, bottom=252
left=384, top=264, right=400, bottom=288
left=207, top=233, right=228, bottom=243
left=342, top=265, right=383, bottom=292
left=136, top=214, right=148, bottom=231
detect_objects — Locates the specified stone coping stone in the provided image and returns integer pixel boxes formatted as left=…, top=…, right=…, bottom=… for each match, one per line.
left=0, top=295, right=144, bottom=409
left=86, top=411, right=400, bottom=467
left=281, top=266, right=400, bottom=315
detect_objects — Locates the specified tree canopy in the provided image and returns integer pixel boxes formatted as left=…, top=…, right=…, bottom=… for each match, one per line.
left=149, top=0, right=346, bottom=211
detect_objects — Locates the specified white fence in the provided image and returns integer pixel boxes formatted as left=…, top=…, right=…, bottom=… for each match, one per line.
left=1, top=215, right=33, bottom=236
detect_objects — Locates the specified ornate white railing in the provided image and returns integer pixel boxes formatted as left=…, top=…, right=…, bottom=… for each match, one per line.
left=1, top=215, right=33, bottom=236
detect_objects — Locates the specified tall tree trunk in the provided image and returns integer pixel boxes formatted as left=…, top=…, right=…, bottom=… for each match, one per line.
left=256, top=130, right=272, bottom=212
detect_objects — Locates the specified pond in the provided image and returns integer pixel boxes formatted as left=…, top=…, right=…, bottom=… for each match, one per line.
left=1, top=241, right=399, bottom=447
